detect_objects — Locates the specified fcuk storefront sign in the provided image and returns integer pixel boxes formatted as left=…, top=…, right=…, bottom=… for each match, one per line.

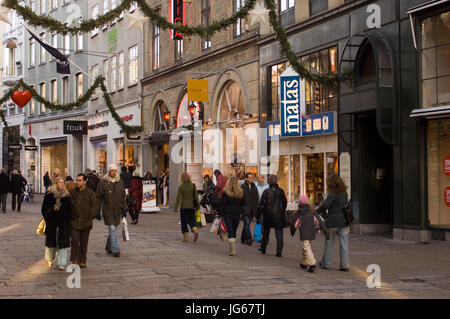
left=280, top=67, right=305, bottom=137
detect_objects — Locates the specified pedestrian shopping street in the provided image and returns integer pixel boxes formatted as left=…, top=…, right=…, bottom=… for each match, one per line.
left=0, top=195, right=449, bottom=299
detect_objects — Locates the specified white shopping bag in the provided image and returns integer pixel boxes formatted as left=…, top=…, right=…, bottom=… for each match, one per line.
left=122, top=217, right=130, bottom=241
left=210, top=217, right=220, bottom=233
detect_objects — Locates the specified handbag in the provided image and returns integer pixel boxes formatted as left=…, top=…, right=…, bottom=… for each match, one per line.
left=253, top=222, right=262, bottom=242
left=343, top=200, right=354, bottom=224
left=37, top=219, right=46, bottom=235
left=195, top=209, right=202, bottom=226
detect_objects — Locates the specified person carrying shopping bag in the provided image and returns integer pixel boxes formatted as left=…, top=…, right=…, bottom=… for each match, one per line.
left=291, top=195, right=329, bottom=273
left=41, top=177, right=71, bottom=270
left=174, top=172, right=200, bottom=242
left=220, top=177, right=246, bottom=256
left=317, top=174, right=351, bottom=272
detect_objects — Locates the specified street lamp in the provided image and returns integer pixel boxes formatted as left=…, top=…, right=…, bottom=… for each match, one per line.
left=188, top=102, right=196, bottom=124
left=163, top=109, right=171, bottom=121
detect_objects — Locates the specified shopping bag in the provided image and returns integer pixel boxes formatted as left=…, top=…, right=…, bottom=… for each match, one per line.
left=210, top=217, right=220, bottom=233
left=122, top=217, right=130, bottom=241
left=253, top=222, right=262, bottom=242
left=218, top=218, right=228, bottom=242
left=200, top=212, right=207, bottom=227
left=36, top=219, right=46, bottom=235
left=219, top=219, right=227, bottom=233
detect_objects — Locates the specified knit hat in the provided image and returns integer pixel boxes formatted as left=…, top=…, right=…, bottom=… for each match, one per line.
left=108, top=164, right=117, bottom=172
left=298, top=195, right=310, bottom=205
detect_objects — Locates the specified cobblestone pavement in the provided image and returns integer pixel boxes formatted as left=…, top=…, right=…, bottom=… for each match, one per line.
left=0, top=194, right=450, bottom=299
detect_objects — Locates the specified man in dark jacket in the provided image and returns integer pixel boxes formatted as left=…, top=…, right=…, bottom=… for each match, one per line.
left=97, top=165, right=127, bottom=257
left=69, top=174, right=99, bottom=268
left=43, top=171, right=51, bottom=192
left=257, top=174, right=287, bottom=257
left=240, top=173, right=259, bottom=245
left=120, top=166, right=132, bottom=189
left=0, top=168, right=10, bottom=213
left=10, top=170, right=27, bottom=212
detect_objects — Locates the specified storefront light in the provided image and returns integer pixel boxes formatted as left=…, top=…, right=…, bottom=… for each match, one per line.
left=188, top=103, right=196, bottom=115
left=163, top=110, right=171, bottom=121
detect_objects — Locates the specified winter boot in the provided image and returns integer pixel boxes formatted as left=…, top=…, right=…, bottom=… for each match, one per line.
left=182, top=233, right=189, bottom=242
left=228, top=238, right=236, bottom=256
left=192, top=227, right=199, bottom=242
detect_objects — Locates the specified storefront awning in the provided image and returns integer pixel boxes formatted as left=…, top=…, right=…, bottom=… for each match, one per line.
left=40, top=137, right=67, bottom=146
left=148, top=131, right=170, bottom=144
left=410, top=105, right=450, bottom=118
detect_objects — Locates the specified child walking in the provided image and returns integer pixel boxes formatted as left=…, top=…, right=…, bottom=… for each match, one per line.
left=291, top=195, right=330, bottom=273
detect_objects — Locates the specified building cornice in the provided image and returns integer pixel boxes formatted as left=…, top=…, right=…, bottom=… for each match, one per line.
left=24, top=109, right=87, bottom=125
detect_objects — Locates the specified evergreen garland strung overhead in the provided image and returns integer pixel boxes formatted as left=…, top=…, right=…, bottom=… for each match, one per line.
left=5, top=0, right=338, bottom=87
left=0, top=76, right=143, bottom=136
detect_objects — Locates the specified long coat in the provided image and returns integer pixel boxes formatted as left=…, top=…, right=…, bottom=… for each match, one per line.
left=69, top=187, right=99, bottom=230
left=128, top=176, right=143, bottom=211
left=317, top=191, right=349, bottom=228
left=96, top=175, right=127, bottom=227
left=10, top=174, right=27, bottom=194
left=41, top=191, right=72, bottom=248
left=174, top=182, right=200, bottom=211
left=257, top=184, right=287, bottom=229
left=0, top=173, right=10, bottom=194
left=241, top=182, right=259, bottom=218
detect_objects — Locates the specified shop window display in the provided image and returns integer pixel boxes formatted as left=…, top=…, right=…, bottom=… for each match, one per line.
left=290, top=155, right=301, bottom=202
left=94, top=141, right=107, bottom=176
left=305, top=153, right=324, bottom=206
left=41, top=143, right=67, bottom=189
left=116, top=139, right=136, bottom=168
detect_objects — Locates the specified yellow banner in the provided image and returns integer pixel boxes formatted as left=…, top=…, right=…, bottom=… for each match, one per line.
left=187, top=79, right=209, bottom=102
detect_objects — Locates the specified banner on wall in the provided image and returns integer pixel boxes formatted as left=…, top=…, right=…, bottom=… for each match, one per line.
left=280, top=66, right=305, bottom=137
left=141, top=181, right=160, bottom=213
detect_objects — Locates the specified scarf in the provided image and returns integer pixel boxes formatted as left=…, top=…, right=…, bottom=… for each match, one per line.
left=52, top=188, right=69, bottom=211
left=103, top=173, right=121, bottom=183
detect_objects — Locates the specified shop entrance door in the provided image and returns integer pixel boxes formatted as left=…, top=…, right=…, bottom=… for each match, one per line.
left=357, top=113, right=393, bottom=226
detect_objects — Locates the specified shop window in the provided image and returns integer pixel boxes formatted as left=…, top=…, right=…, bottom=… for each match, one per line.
left=41, top=143, right=68, bottom=190
left=116, top=139, right=135, bottom=168
left=305, top=153, right=324, bottom=206
left=94, top=141, right=107, bottom=176
left=421, top=12, right=450, bottom=108
left=269, top=47, right=337, bottom=120
left=290, top=155, right=301, bottom=202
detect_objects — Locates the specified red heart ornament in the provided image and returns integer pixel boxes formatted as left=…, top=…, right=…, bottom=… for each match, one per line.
left=11, top=90, right=32, bottom=108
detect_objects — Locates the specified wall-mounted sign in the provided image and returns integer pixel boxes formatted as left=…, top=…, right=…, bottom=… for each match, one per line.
left=121, top=114, right=134, bottom=122
left=302, top=112, right=336, bottom=136
left=172, top=0, right=184, bottom=40
left=267, top=120, right=281, bottom=140
left=187, top=79, right=209, bottom=102
left=125, top=132, right=142, bottom=146
left=8, top=144, right=22, bottom=151
left=88, top=121, right=109, bottom=130
left=64, top=120, right=88, bottom=135
left=25, top=145, right=38, bottom=151
left=444, top=156, right=450, bottom=177
left=280, top=67, right=303, bottom=137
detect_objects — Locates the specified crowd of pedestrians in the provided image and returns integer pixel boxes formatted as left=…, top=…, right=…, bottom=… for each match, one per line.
left=0, top=168, right=28, bottom=213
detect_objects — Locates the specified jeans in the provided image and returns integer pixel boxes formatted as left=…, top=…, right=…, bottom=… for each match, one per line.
left=1, top=193, right=7, bottom=213
left=11, top=193, right=22, bottom=211
left=223, top=215, right=240, bottom=239
left=321, top=226, right=350, bottom=270
left=241, top=216, right=253, bottom=243
left=163, top=187, right=168, bottom=206
left=261, top=225, right=284, bottom=255
left=45, top=247, right=67, bottom=267
left=180, top=209, right=196, bottom=233
left=105, top=225, right=120, bottom=254
left=71, top=229, right=91, bottom=264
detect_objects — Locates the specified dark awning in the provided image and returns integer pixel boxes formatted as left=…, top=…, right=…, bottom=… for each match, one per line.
left=407, top=0, right=449, bottom=15
left=148, top=131, right=170, bottom=144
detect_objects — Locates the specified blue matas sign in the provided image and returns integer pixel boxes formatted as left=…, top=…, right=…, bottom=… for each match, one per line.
left=302, top=112, right=335, bottom=136
left=280, top=74, right=301, bottom=137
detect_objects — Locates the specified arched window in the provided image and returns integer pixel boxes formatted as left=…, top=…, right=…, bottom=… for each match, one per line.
left=153, top=101, right=169, bottom=132
left=356, top=40, right=376, bottom=83
left=217, top=82, right=245, bottom=123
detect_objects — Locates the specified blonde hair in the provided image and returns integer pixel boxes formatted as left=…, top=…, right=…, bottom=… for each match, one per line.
left=179, top=172, right=191, bottom=183
left=224, top=176, right=243, bottom=199
left=48, top=177, right=69, bottom=195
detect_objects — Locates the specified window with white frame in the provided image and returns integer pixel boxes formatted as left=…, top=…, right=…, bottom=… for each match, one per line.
left=103, top=59, right=109, bottom=90
left=29, top=37, right=35, bottom=67
left=29, top=85, right=35, bottom=116
left=62, top=76, right=69, bottom=103
left=91, top=5, right=99, bottom=36
left=51, top=0, right=57, bottom=10
left=76, top=32, right=83, bottom=51
left=51, top=79, right=57, bottom=104
left=40, top=0, right=46, bottom=14
left=51, top=32, right=57, bottom=59
left=40, top=32, right=46, bottom=64
left=234, top=0, right=244, bottom=37
left=152, top=22, right=160, bottom=69
left=280, top=0, right=295, bottom=26
left=128, top=45, right=138, bottom=84
left=64, top=32, right=70, bottom=55
left=118, top=52, right=124, bottom=89
left=40, top=82, right=46, bottom=114
left=76, top=73, right=83, bottom=100
left=110, top=55, right=116, bottom=91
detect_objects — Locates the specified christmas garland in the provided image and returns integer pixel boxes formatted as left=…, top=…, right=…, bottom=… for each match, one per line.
left=5, top=0, right=338, bottom=86
left=0, top=76, right=143, bottom=137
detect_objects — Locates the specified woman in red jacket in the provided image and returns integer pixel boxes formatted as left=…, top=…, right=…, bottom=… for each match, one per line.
left=128, top=172, right=143, bottom=224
